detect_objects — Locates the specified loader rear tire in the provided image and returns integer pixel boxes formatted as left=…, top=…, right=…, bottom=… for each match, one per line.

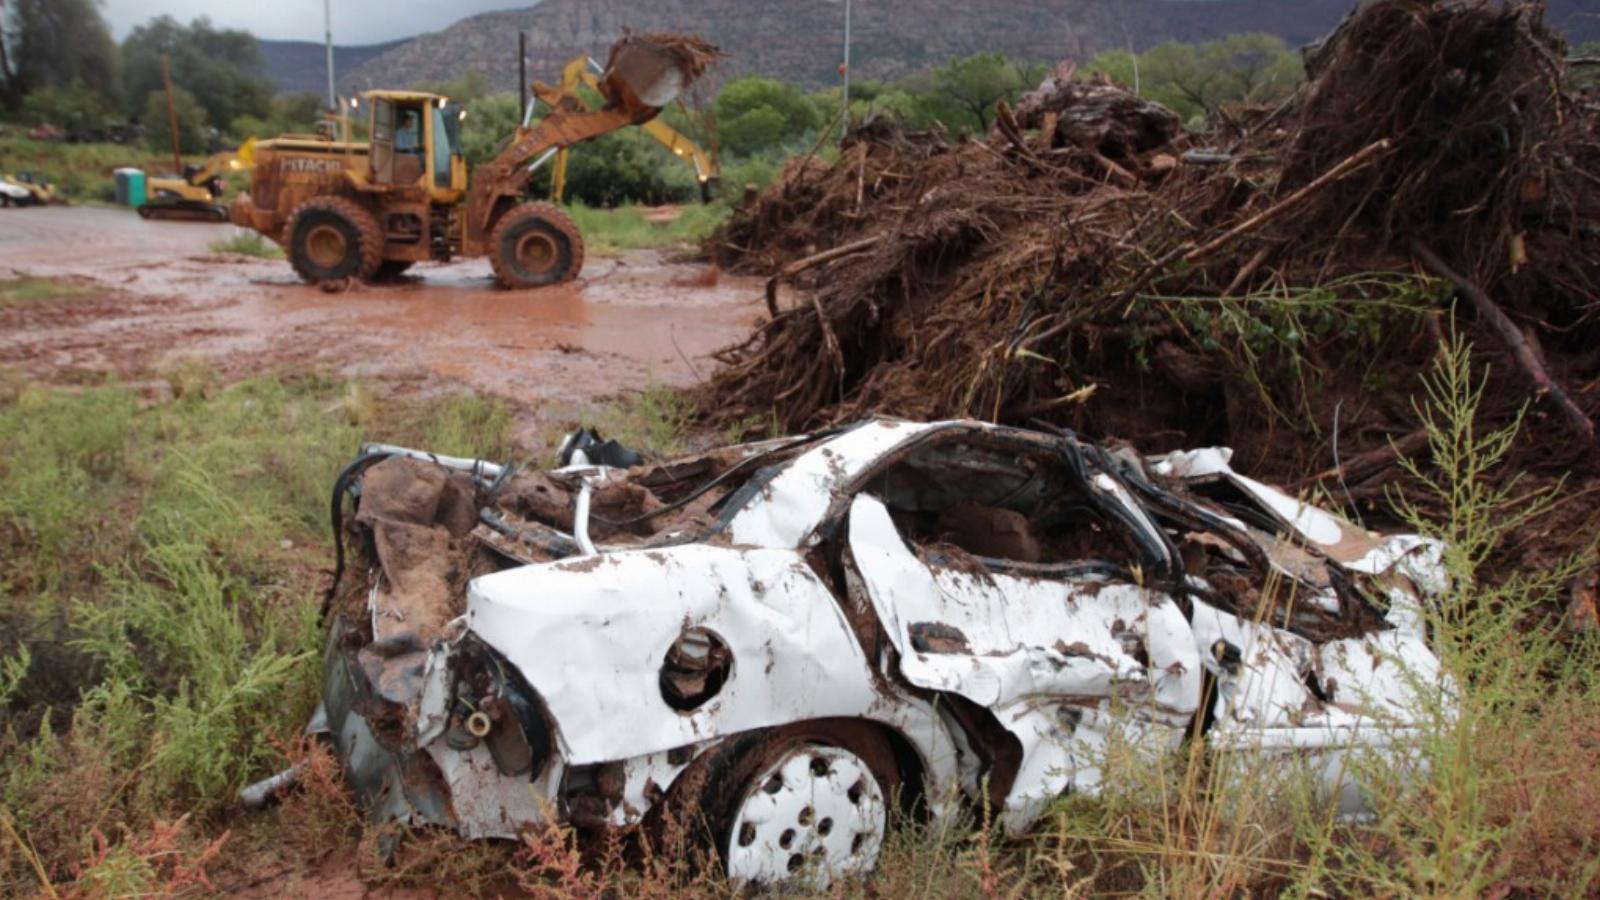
left=285, top=196, right=383, bottom=284
left=488, top=202, right=584, bottom=288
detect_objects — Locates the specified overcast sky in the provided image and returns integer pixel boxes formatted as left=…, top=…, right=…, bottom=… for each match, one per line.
left=102, top=0, right=525, bottom=44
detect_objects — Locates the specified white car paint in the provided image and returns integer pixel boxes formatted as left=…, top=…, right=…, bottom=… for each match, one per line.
left=317, top=418, right=1454, bottom=876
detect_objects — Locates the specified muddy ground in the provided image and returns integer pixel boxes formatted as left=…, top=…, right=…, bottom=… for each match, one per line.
left=0, top=206, right=762, bottom=442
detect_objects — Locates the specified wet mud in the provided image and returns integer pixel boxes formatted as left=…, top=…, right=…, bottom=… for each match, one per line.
left=0, top=207, right=762, bottom=417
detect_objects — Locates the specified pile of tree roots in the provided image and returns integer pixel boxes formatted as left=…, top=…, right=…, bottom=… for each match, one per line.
left=703, top=0, right=1600, bottom=609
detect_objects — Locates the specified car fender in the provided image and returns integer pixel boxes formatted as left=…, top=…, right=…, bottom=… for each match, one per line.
left=467, top=544, right=884, bottom=765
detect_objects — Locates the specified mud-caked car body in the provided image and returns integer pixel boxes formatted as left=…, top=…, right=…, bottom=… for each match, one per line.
left=310, top=418, right=1451, bottom=883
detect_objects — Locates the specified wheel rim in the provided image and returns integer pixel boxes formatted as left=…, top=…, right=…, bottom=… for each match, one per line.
left=305, top=223, right=349, bottom=269
left=725, top=745, right=886, bottom=886
left=514, top=230, right=560, bottom=276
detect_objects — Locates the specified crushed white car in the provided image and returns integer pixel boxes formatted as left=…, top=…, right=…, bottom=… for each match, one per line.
left=273, top=418, right=1451, bottom=884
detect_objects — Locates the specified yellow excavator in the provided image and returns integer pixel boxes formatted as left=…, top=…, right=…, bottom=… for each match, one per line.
left=231, top=33, right=718, bottom=288
left=139, top=141, right=254, bottom=221
left=538, top=55, right=719, bottom=204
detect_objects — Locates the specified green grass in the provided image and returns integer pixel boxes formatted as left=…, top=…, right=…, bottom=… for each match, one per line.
left=208, top=230, right=283, bottom=259
left=0, top=277, right=90, bottom=306
left=563, top=202, right=729, bottom=257
left=573, top=384, right=697, bottom=460
left=2, top=341, right=1596, bottom=896
left=0, top=137, right=218, bottom=204
left=0, top=369, right=517, bottom=895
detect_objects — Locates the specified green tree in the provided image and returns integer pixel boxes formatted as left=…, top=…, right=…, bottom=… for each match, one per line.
left=0, top=0, right=119, bottom=107
left=231, top=92, right=325, bottom=141
left=718, top=106, right=788, bottom=158
left=1127, top=34, right=1302, bottom=122
left=122, top=17, right=270, bottom=132
left=712, top=76, right=822, bottom=157
left=143, top=86, right=207, bottom=155
left=19, top=80, right=110, bottom=131
left=1084, top=48, right=1140, bottom=91
left=549, top=129, right=693, bottom=206
left=923, top=52, right=1045, bottom=133
left=458, top=92, right=521, bottom=166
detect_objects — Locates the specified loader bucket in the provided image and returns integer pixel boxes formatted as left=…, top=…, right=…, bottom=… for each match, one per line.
left=602, top=33, right=720, bottom=114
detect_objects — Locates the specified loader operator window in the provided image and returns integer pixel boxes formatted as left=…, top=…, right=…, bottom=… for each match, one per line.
left=431, top=105, right=457, bottom=187
left=391, top=107, right=426, bottom=184
left=396, top=111, right=420, bottom=152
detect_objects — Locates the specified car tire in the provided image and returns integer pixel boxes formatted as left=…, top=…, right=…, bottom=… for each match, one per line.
left=285, top=195, right=383, bottom=284
left=487, top=201, right=584, bottom=288
left=682, top=721, right=903, bottom=886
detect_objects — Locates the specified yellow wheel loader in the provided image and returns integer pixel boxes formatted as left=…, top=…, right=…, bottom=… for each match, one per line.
left=230, top=33, right=717, bottom=288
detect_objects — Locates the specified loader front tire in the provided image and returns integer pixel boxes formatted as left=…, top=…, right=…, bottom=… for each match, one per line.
left=285, top=196, right=383, bottom=284
left=488, top=202, right=584, bottom=288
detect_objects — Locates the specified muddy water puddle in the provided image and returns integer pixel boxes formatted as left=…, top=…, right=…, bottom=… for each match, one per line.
left=0, top=207, right=762, bottom=407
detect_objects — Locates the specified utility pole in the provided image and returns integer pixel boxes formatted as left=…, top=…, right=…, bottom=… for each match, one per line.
left=841, top=0, right=853, bottom=132
left=325, top=0, right=336, bottom=111
left=519, top=32, right=528, bottom=120
left=160, top=55, right=182, bottom=172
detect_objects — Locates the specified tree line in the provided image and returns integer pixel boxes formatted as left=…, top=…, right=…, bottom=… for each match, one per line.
left=1, top=0, right=1313, bottom=200
left=0, top=0, right=319, bottom=153
left=438, top=35, right=1306, bottom=206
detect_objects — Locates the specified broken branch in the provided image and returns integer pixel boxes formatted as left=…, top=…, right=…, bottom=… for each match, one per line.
left=764, top=234, right=885, bottom=317
left=1295, top=428, right=1430, bottom=490
left=1410, top=240, right=1597, bottom=445
left=1181, top=139, right=1392, bottom=265
left=1118, top=139, right=1392, bottom=307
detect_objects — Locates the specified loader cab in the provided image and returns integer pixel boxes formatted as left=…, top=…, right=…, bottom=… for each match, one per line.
left=362, top=90, right=467, bottom=199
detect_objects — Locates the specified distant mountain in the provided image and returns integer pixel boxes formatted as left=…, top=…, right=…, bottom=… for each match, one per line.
left=256, top=38, right=408, bottom=96
left=318, top=0, right=1599, bottom=96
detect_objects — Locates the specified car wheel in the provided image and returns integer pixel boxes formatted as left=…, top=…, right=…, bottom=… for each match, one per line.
left=693, top=722, right=901, bottom=887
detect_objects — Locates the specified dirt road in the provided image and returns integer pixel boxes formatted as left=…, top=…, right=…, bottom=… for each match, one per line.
left=0, top=206, right=761, bottom=421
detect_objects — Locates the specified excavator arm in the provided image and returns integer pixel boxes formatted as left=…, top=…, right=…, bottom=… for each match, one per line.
left=187, top=141, right=253, bottom=187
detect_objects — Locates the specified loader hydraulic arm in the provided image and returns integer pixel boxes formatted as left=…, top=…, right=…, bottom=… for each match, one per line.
left=464, top=35, right=717, bottom=247
left=464, top=103, right=646, bottom=244
left=542, top=61, right=719, bottom=202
